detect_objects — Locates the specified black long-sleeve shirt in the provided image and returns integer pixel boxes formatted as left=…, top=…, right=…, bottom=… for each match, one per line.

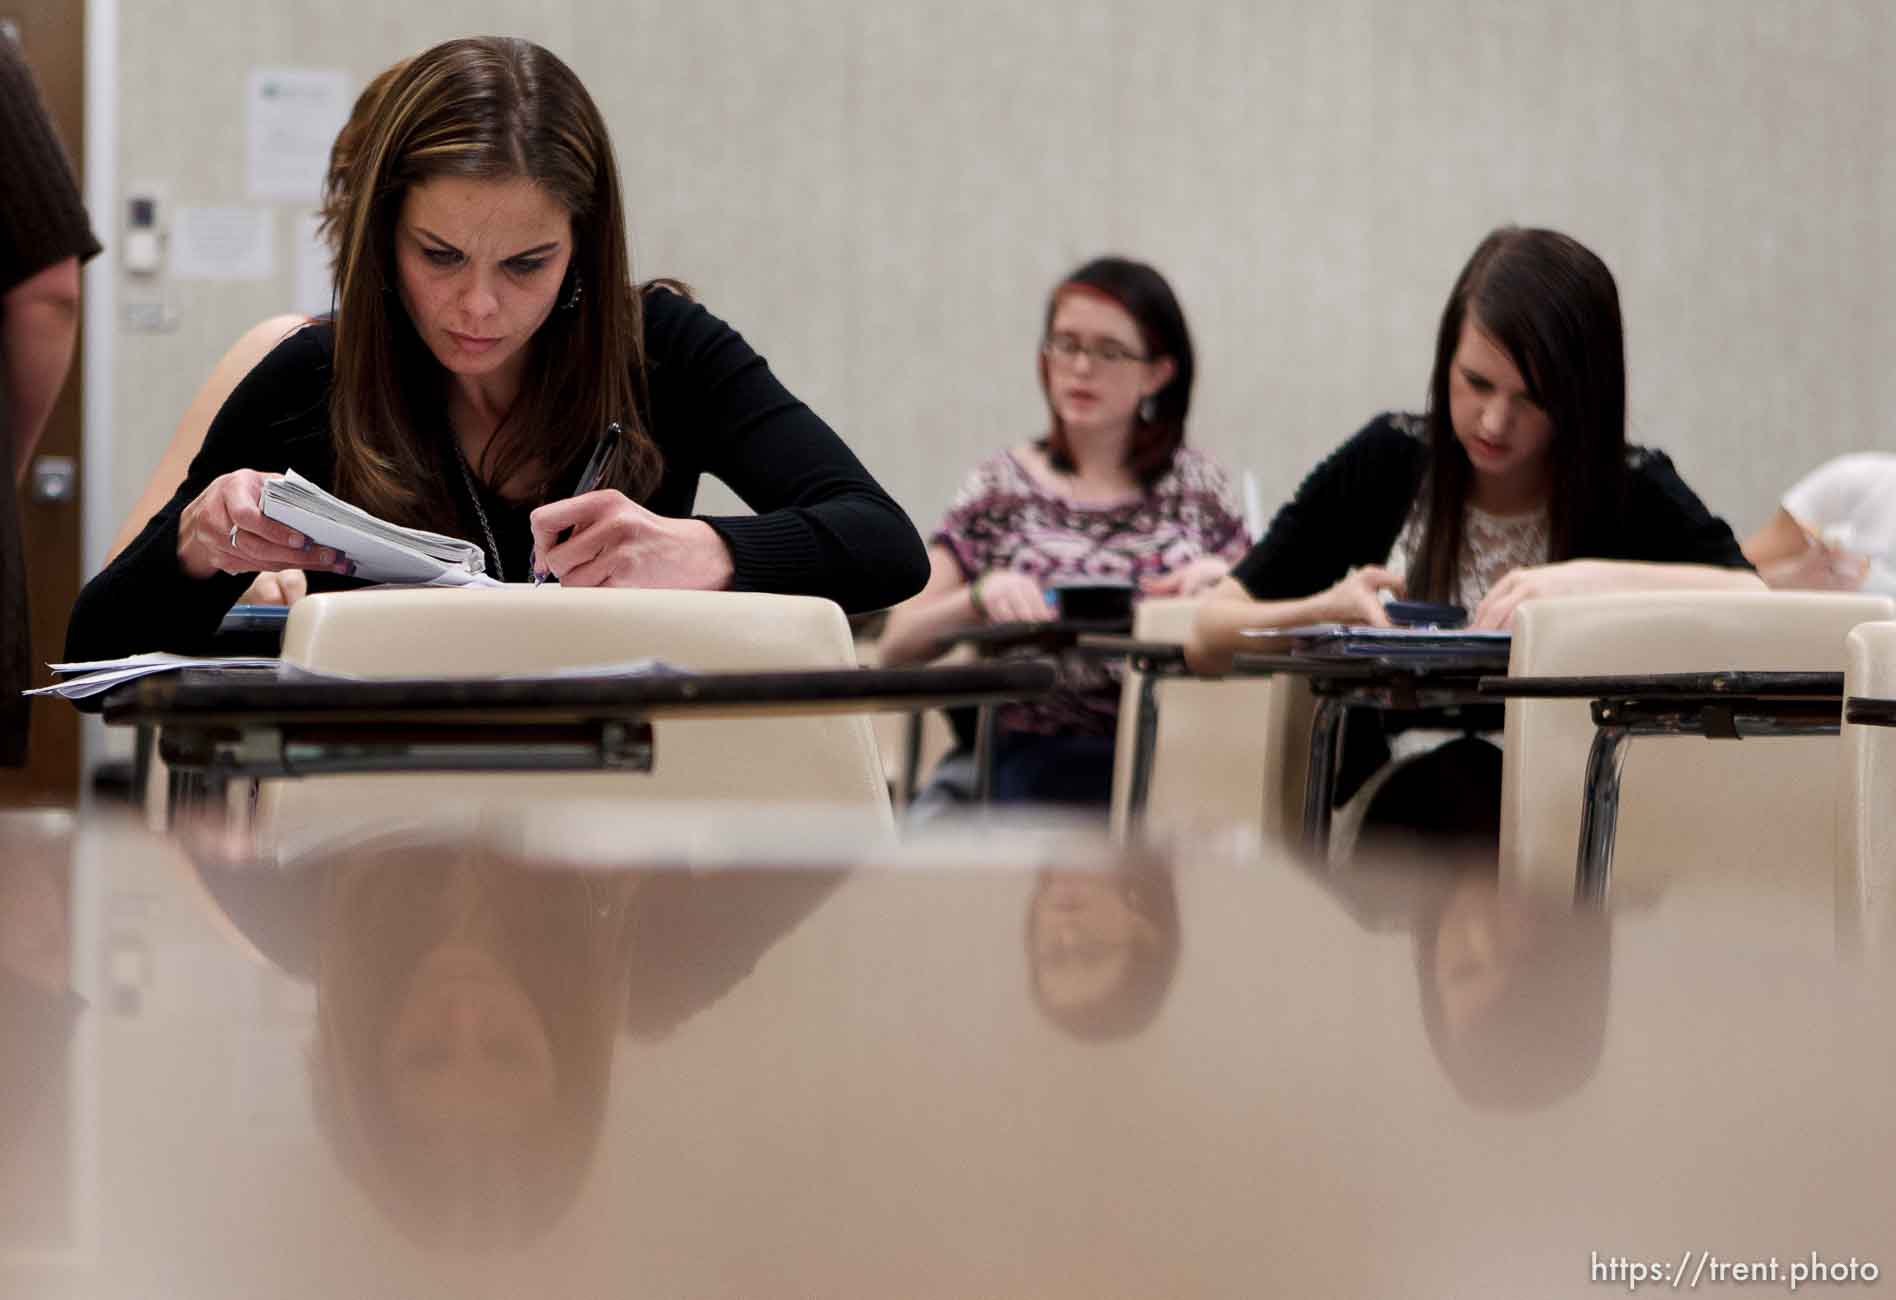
left=67, top=287, right=927, bottom=661
left=1232, top=411, right=1750, bottom=600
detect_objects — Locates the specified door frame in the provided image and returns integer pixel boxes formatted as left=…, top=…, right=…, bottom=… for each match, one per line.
left=78, top=0, right=119, bottom=795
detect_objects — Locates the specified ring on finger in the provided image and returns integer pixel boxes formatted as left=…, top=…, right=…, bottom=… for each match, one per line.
left=228, top=523, right=241, bottom=548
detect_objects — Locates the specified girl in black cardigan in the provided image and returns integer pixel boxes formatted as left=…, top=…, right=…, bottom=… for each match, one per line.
left=1189, top=226, right=1759, bottom=674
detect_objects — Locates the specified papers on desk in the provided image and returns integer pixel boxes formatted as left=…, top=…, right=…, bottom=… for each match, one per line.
left=28, top=652, right=683, bottom=700
left=1240, top=623, right=1512, bottom=657
left=261, top=470, right=499, bottom=587
left=27, top=652, right=282, bottom=699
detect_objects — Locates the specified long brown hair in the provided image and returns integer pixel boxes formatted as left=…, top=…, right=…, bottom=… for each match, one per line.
left=315, top=59, right=410, bottom=263
left=329, top=37, right=662, bottom=531
left=1412, top=227, right=1628, bottom=602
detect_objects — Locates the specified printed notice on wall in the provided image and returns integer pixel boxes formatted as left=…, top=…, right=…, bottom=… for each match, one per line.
left=172, top=206, right=276, bottom=281
left=247, top=67, right=349, bottom=202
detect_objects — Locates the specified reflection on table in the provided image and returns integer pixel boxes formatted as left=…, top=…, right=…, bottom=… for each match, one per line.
left=0, top=804, right=1888, bottom=1298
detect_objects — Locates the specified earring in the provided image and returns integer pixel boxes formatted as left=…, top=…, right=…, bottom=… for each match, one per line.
left=562, top=273, right=584, bottom=311
left=1138, top=395, right=1157, bottom=423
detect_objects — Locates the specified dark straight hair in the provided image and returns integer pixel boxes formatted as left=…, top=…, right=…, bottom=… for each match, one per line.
left=1038, top=256, right=1195, bottom=487
left=1412, top=227, right=1629, bottom=602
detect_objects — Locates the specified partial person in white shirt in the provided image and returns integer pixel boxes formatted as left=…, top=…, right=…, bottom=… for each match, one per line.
left=1741, top=453, right=1896, bottom=596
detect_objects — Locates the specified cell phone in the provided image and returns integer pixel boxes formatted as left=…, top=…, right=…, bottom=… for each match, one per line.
left=1383, top=599, right=1468, bottom=628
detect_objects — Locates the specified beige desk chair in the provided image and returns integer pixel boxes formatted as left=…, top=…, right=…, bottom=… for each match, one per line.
left=253, top=588, right=892, bottom=832
left=1500, top=590, right=1892, bottom=904
left=1838, top=619, right=1896, bottom=953
left=1107, top=597, right=1313, bottom=844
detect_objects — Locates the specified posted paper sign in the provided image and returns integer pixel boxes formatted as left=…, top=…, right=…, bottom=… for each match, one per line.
left=247, top=67, right=349, bottom=202
left=171, top=206, right=275, bottom=281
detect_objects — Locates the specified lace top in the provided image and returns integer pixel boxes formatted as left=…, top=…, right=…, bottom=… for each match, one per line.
left=1386, top=499, right=1551, bottom=608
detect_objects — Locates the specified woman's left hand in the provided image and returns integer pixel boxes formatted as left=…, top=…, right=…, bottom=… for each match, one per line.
left=1139, top=556, right=1231, bottom=600
left=529, top=490, right=735, bottom=590
left=1469, top=559, right=1614, bottom=630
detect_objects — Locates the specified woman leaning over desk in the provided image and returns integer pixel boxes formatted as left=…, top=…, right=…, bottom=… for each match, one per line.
left=66, top=36, right=926, bottom=663
left=1187, top=227, right=1760, bottom=844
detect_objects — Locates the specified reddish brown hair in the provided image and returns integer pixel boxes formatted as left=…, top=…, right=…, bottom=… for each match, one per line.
left=1037, top=256, right=1195, bottom=487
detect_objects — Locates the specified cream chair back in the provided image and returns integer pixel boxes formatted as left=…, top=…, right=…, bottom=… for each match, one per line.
left=1838, top=619, right=1896, bottom=952
left=1107, top=597, right=1312, bottom=843
left=1500, top=590, right=1892, bottom=903
left=255, top=588, right=892, bottom=831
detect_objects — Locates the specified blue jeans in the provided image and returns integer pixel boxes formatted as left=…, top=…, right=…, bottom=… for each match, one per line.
left=992, top=731, right=1115, bottom=808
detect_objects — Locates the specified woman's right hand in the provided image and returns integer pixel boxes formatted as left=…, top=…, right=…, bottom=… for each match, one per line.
left=176, top=469, right=350, bottom=580
left=1312, top=565, right=1404, bottom=626
left=971, top=571, right=1054, bottom=624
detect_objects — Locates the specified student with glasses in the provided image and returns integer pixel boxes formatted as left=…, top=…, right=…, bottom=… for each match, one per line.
left=879, top=256, right=1249, bottom=808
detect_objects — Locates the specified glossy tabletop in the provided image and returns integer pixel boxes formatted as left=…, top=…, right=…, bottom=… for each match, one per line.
left=1, top=804, right=1889, bottom=1298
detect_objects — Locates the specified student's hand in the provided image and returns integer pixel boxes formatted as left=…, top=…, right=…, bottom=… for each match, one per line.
left=1140, top=556, right=1231, bottom=599
left=238, top=569, right=308, bottom=605
left=177, top=469, right=350, bottom=580
left=529, top=490, right=735, bottom=589
left=1313, top=565, right=1404, bottom=626
left=1767, top=540, right=1869, bottom=592
left=970, top=571, right=1052, bottom=624
left=1469, top=559, right=1613, bottom=630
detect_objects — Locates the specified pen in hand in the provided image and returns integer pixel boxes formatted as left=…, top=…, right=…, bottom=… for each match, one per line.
left=532, top=422, right=622, bottom=586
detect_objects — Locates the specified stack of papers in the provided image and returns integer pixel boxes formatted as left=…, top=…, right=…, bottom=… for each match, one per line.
left=262, top=470, right=500, bottom=587
left=27, top=652, right=686, bottom=700
left=27, top=652, right=281, bottom=699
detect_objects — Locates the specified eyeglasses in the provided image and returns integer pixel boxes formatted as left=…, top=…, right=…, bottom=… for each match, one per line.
left=1042, top=333, right=1149, bottom=367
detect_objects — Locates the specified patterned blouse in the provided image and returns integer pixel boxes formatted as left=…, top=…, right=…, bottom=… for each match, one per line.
left=1386, top=500, right=1552, bottom=608
left=932, top=445, right=1250, bottom=736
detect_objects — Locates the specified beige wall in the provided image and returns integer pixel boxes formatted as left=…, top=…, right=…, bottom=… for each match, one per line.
left=98, top=0, right=1894, bottom=556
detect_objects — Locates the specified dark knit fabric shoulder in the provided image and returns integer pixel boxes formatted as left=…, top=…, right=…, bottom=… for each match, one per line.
left=1230, top=413, right=1750, bottom=602
left=1612, top=446, right=1750, bottom=568
left=0, top=37, right=101, bottom=290
left=1231, top=412, right=1429, bottom=600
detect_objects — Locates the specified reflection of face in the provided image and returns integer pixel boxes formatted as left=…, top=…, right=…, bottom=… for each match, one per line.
left=1431, top=875, right=1533, bottom=1037
left=394, top=175, right=574, bottom=387
left=383, top=941, right=558, bottom=1136
left=1446, top=315, right=1555, bottom=510
left=1030, top=872, right=1158, bottom=1011
left=1043, top=293, right=1172, bottom=437
left=0, top=859, right=68, bottom=993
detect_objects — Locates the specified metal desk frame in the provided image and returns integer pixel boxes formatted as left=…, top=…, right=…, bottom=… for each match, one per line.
left=1478, top=671, right=1845, bottom=903
left=104, top=661, right=1058, bottom=819
left=1234, top=650, right=1508, bottom=860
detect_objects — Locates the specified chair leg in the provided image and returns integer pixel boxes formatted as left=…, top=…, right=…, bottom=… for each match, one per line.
left=1575, top=724, right=1633, bottom=904
left=974, top=703, right=996, bottom=807
left=1124, top=672, right=1162, bottom=827
left=901, top=711, right=924, bottom=807
left=1302, top=697, right=1347, bottom=859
